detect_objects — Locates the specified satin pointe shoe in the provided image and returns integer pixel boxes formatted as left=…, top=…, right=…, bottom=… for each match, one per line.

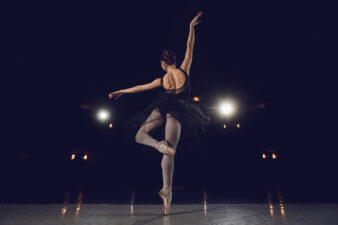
left=159, top=187, right=172, bottom=215
left=157, top=140, right=176, bottom=157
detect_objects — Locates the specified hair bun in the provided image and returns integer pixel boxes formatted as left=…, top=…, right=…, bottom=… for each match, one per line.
left=160, top=49, right=176, bottom=65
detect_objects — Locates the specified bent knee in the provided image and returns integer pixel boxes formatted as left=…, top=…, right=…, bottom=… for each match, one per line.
left=135, top=131, right=143, bottom=143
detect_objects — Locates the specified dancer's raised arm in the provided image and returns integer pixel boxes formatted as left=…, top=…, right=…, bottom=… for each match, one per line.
left=180, top=11, right=203, bottom=75
left=108, top=78, right=161, bottom=100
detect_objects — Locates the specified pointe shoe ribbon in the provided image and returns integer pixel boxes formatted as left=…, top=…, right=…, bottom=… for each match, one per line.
left=158, top=140, right=176, bottom=156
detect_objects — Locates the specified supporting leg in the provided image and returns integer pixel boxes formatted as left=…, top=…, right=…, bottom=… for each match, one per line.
left=161, top=114, right=181, bottom=189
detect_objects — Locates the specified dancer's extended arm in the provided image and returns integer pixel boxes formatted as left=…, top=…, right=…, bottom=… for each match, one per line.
left=108, top=78, right=161, bottom=100
left=180, top=11, right=203, bottom=75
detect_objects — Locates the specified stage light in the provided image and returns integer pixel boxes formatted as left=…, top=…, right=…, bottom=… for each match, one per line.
left=272, top=153, right=277, bottom=159
left=71, top=154, right=76, bottom=160
left=193, top=96, right=201, bottom=102
left=262, top=153, right=266, bottom=159
left=236, top=123, right=240, bottom=128
left=83, top=154, right=88, bottom=160
left=109, top=123, right=113, bottom=128
left=223, top=124, right=227, bottom=129
left=97, top=109, right=109, bottom=121
left=219, top=101, right=236, bottom=117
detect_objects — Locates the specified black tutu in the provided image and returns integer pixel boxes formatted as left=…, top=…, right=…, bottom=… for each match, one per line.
left=124, top=92, right=210, bottom=144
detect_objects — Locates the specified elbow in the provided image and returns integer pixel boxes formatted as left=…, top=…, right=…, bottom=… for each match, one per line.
left=187, top=41, right=193, bottom=47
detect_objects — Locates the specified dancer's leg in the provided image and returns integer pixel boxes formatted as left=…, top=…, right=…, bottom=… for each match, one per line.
left=161, top=114, right=181, bottom=190
left=135, top=108, right=163, bottom=149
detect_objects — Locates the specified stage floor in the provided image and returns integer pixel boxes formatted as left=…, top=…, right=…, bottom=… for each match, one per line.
left=1, top=203, right=338, bottom=225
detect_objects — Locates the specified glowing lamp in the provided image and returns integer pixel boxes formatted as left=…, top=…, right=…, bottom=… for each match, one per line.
left=219, top=101, right=236, bottom=117
left=272, top=153, right=277, bottom=159
left=193, top=96, right=201, bottom=102
left=97, top=110, right=109, bottom=121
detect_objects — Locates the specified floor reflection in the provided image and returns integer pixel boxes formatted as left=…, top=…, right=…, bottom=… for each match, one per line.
left=203, top=190, right=207, bottom=215
left=278, top=191, right=285, bottom=216
left=61, top=191, right=83, bottom=216
left=130, top=189, right=135, bottom=215
left=61, top=192, right=69, bottom=216
left=58, top=188, right=289, bottom=219
left=61, top=206, right=67, bottom=215
left=76, top=192, right=83, bottom=216
left=162, top=216, right=171, bottom=225
left=267, top=191, right=286, bottom=217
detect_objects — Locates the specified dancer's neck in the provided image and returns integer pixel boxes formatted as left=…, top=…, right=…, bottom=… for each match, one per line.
left=166, top=65, right=177, bottom=72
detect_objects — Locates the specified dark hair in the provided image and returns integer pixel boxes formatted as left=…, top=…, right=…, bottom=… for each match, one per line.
left=160, top=49, right=176, bottom=65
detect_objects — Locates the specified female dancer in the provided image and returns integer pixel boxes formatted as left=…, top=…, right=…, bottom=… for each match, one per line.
left=108, top=11, right=208, bottom=215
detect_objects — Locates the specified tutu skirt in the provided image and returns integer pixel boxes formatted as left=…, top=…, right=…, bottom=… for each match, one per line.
left=124, top=93, right=210, bottom=144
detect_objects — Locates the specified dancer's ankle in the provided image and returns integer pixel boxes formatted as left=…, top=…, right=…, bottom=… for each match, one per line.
left=162, top=186, right=172, bottom=191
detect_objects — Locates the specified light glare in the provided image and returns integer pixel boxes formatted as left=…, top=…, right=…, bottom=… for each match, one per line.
left=193, top=96, right=201, bottom=102
left=97, top=110, right=109, bottom=121
left=219, top=101, right=235, bottom=117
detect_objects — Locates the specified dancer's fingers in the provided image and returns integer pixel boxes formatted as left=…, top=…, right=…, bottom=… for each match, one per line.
left=195, top=11, right=203, bottom=20
left=191, top=11, right=203, bottom=26
left=114, top=93, right=122, bottom=100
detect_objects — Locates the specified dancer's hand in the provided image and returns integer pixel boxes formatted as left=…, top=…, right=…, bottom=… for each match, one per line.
left=190, top=11, right=203, bottom=27
left=108, top=90, right=124, bottom=100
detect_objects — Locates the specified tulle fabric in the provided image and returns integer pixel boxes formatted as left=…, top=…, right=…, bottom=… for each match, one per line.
left=124, top=92, right=210, bottom=145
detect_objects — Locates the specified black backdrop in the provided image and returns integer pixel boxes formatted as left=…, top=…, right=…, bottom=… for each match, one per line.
left=3, top=1, right=337, bottom=201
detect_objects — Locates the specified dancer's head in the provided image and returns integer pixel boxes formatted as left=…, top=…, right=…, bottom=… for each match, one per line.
left=160, top=49, right=176, bottom=71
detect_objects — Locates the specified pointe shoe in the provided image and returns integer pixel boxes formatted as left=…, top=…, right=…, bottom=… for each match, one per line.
left=157, top=140, right=176, bottom=157
left=159, top=188, right=172, bottom=215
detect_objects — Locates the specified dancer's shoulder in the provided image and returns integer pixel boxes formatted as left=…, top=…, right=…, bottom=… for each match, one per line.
left=178, top=67, right=189, bottom=77
left=177, top=65, right=189, bottom=76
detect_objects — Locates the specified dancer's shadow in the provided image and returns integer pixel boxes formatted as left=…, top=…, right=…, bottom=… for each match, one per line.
left=168, top=208, right=204, bottom=216
left=130, top=215, right=163, bottom=225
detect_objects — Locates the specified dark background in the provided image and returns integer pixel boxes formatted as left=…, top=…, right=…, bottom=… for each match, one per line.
left=3, top=1, right=337, bottom=203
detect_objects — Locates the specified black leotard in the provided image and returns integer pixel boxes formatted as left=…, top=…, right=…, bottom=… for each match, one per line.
left=160, top=68, right=191, bottom=102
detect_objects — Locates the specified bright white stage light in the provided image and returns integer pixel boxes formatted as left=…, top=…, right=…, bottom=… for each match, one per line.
left=219, top=101, right=235, bottom=117
left=97, top=110, right=110, bottom=121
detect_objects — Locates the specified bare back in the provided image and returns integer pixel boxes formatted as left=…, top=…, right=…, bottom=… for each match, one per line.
left=162, top=68, right=188, bottom=90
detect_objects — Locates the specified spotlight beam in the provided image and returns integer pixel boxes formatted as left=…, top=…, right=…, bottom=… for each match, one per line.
left=97, top=109, right=110, bottom=121
left=218, top=100, right=236, bottom=117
